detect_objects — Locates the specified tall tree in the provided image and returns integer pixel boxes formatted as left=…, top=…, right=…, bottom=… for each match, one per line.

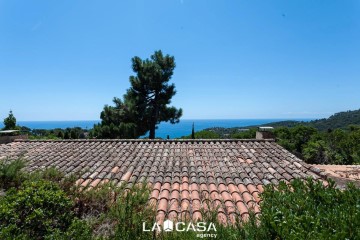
left=3, top=110, right=16, bottom=130
left=125, top=50, right=182, bottom=139
left=93, top=50, right=182, bottom=139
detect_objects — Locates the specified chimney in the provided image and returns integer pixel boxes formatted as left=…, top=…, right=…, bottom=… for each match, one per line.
left=256, top=127, right=274, bottom=140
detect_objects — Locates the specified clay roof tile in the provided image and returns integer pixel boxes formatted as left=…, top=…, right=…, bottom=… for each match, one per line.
left=0, top=139, right=323, bottom=225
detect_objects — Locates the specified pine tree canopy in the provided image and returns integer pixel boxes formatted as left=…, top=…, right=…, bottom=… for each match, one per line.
left=92, top=50, right=182, bottom=139
left=3, top=110, right=17, bottom=130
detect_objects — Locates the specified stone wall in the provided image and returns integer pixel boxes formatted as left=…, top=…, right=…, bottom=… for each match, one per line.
left=0, top=135, right=28, bottom=144
left=256, top=131, right=275, bottom=140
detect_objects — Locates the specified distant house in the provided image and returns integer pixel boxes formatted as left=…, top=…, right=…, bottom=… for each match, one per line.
left=0, top=139, right=325, bottom=224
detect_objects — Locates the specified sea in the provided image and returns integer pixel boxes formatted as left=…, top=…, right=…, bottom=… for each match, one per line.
left=0, top=119, right=311, bottom=139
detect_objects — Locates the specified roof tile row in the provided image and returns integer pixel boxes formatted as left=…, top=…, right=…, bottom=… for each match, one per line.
left=0, top=139, right=322, bottom=224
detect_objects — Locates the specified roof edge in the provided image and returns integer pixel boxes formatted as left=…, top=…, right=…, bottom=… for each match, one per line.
left=14, top=138, right=275, bottom=143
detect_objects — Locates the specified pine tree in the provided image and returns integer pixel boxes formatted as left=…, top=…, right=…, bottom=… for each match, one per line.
left=94, top=50, right=182, bottom=139
left=191, top=122, right=195, bottom=139
left=3, top=110, right=16, bottom=130
left=125, top=50, right=182, bottom=139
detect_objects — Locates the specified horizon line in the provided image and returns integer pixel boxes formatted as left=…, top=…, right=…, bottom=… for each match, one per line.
left=9, top=118, right=317, bottom=122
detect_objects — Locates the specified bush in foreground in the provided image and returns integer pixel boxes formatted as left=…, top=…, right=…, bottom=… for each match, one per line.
left=260, top=178, right=360, bottom=239
left=0, top=180, right=74, bottom=239
left=0, top=158, right=26, bottom=190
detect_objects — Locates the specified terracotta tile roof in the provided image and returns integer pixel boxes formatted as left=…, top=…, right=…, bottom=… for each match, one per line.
left=312, top=164, right=360, bottom=188
left=0, top=139, right=322, bottom=224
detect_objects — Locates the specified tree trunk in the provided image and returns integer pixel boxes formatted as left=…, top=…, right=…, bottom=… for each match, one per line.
left=149, top=124, right=155, bottom=139
left=149, top=94, right=159, bottom=139
left=149, top=113, right=157, bottom=139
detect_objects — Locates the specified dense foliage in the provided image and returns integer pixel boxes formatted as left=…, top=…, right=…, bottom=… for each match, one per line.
left=258, top=109, right=360, bottom=131
left=0, top=158, right=26, bottom=190
left=91, top=98, right=140, bottom=139
left=2, top=110, right=17, bottom=130
left=188, top=124, right=360, bottom=165
left=260, top=179, right=360, bottom=239
left=92, top=50, right=182, bottom=139
left=29, top=127, right=88, bottom=140
left=231, top=128, right=257, bottom=139
left=308, top=109, right=360, bottom=130
left=0, top=180, right=74, bottom=239
left=181, top=129, right=220, bottom=139
left=275, top=125, right=360, bottom=164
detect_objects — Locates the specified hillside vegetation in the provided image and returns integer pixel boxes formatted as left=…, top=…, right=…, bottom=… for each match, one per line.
left=308, top=109, right=360, bottom=130
left=186, top=109, right=360, bottom=165
left=259, top=109, right=360, bottom=130
left=204, top=109, right=360, bottom=135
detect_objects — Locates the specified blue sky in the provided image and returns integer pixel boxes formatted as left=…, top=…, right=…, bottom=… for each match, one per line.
left=0, top=0, right=359, bottom=121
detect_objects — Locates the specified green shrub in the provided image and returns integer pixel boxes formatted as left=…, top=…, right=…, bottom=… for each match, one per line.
left=109, top=183, right=155, bottom=240
left=274, top=125, right=360, bottom=165
left=259, top=178, right=360, bottom=239
left=29, top=167, right=79, bottom=196
left=0, top=180, right=74, bottom=239
left=231, top=128, right=257, bottom=139
left=0, top=158, right=26, bottom=190
left=44, top=219, right=93, bottom=240
left=73, top=182, right=119, bottom=218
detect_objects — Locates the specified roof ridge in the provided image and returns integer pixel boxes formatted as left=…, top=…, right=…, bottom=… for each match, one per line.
left=14, top=138, right=275, bottom=143
left=311, top=164, right=360, bottom=167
